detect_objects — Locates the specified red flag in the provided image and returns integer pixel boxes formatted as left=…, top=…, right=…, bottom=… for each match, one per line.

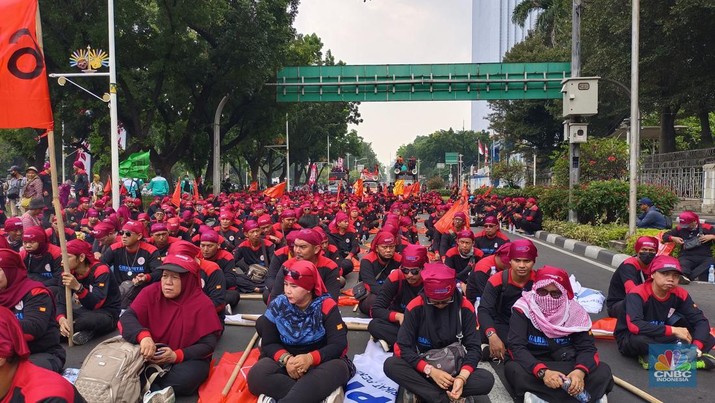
left=353, top=179, right=364, bottom=197
left=477, top=140, right=484, bottom=155
left=193, top=178, right=199, bottom=201
left=170, top=178, right=181, bottom=207
left=263, top=182, right=286, bottom=198
left=103, top=175, right=111, bottom=195
left=249, top=181, right=258, bottom=192
left=0, top=0, right=53, bottom=130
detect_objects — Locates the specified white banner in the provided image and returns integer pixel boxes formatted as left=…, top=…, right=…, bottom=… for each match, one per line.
left=308, top=163, right=317, bottom=185
left=75, top=141, right=91, bottom=175
left=345, top=340, right=398, bottom=403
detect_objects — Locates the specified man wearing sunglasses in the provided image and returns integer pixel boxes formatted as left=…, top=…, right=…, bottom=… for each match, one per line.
left=269, top=228, right=341, bottom=303
left=474, top=215, right=509, bottom=256
left=478, top=239, right=537, bottom=362
left=101, top=220, right=161, bottom=308
left=357, top=231, right=403, bottom=315
left=369, top=244, right=426, bottom=351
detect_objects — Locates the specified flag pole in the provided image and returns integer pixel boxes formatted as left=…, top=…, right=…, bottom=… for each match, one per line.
left=47, top=130, right=74, bottom=346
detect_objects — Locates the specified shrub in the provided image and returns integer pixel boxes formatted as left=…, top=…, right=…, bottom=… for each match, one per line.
left=551, top=138, right=629, bottom=187
left=542, top=219, right=628, bottom=248
left=427, top=176, right=445, bottom=190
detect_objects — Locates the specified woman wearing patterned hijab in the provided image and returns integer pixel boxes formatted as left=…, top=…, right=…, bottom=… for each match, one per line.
left=505, top=266, right=613, bottom=403
left=248, top=260, right=354, bottom=403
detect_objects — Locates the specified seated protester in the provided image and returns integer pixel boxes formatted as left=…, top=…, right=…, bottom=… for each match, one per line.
left=443, top=229, right=484, bottom=285
left=148, top=222, right=177, bottom=260
left=0, top=249, right=65, bottom=372
left=169, top=241, right=227, bottom=322
left=606, top=236, right=658, bottom=318
left=45, top=215, right=77, bottom=247
left=4, top=218, right=24, bottom=252
left=615, top=256, right=715, bottom=370
left=0, top=306, right=85, bottom=403
left=200, top=229, right=241, bottom=310
left=384, top=263, right=495, bottom=403
left=473, top=215, right=509, bottom=256
left=19, top=227, right=62, bottom=296
left=438, top=211, right=469, bottom=258
left=479, top=239, right=537, bottom=361
left=233, top=223, right=274, bottom=293
left=327, top=212, right=360, bottom=279
left=357, top=231, right=403, bottom=315
left=348, top=206, right=368, bottom=242
left=101, top=220, right=161, bottom=308
left=368, top=244, right=426, bottom=350
left=272, top=209, right=302, bottom=246
left=465, top=242, right=510, bottom=304
left=636, top=197, right=669, bottom=229
left=661, top=210, right=715, bottom=283
left=428, top=206, right=448, bottom=253
left=512, top=198, right=543, bottom=235
left=57, top=239, right=121, bottom=346
left=119, top=254, right=223, bottom=396
left=214, top=212, right=242, bottom=252
left=270, top=229, right=341, bottom=304
left=505, top=266, right=614, bottom=403
left=265, top=231, right=299, bottom=301
left=90, top=221, right=118, bottom=261
left=248, top=260, right=354, bottom=402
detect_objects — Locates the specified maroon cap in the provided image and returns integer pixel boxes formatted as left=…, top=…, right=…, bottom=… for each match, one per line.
left=150, top=223, right=168, bottom=233
left=634, top=236, right=658, bottom=252
left=483, top=216, right=498, bottom=225
left=678, top=211, right=699, bottom=226
left=219, top=212, right=233, bottom=221
left=66, top=239, right=94, bottom=262
left=422, top=262, right=456, bottom=300
left=200, top=230, right=220, bottom=243
left=401, top=244, right=427, bottom=268
left=86, top=209, right=99, bottom=218
left=456, top=229, right=474, bottom=240
left=244, top=220, right=259, bottom=232
left=295, top=228, right=321, bottom=246
left=280, top=209, right=297, bottom=219
left=258, top=214, right=272, bottom=226
left=495, top=242, right=511, bottom=263
left=168, top=240, right=200, bottom=257
left=508, top=239, right=537, bottom=261
left=313, top=226, right=328, bottom=242
left=335, top=211, right=349, bottom=223
left=649, top=255, right=682, bottom=274
left=3, top=217, right=22, bottom=231
left=122, top=220, right=144, bottom=235
left=91, top=222, right=115, bottom=239
left=73, top=161, right=84, bottom=169
left=166, top=218, right=180, bottom=231
left=453, top=212, right=467, bottom=221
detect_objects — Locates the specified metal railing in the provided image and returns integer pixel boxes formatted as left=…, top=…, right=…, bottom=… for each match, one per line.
left=640, top=149, right=715, bottom=198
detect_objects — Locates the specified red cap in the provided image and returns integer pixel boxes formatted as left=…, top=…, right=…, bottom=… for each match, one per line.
left=200, top=230, right=220, bottom=243
left=243, top=220, right=259, bottom=232
left=508, top=239, right=537, bottom=261
left=483, top=216, right=498, bottom=225
left=678, top=211, right=699, bottom=226
left=453, top=212, right=467, bottom=221
left=649, top=255, right=682, bottom=274
left=534, top=266, right=574, bottom=299
left=401, top=244, right=427, bottom=268
left=634, top=236, right=658, bottom=252
left=122, top=220, right=144, bottom=235
left=294, top=228, right=321, bottom=246
left=456, top=229, right=474, bottom=240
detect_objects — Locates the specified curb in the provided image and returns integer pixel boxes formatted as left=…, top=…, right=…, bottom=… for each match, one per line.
left=533, top=230, right=630, bottom=269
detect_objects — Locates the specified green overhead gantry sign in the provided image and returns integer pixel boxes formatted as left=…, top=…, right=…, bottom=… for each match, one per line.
left=272, top=62, right=570, bottom=103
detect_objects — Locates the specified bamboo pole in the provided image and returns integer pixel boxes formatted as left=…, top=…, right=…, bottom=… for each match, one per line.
left=613, top=376, right=663, bottom=403
left=46, top=130, right=74, bottom=346
left=221, top=332, right=259, bottom=399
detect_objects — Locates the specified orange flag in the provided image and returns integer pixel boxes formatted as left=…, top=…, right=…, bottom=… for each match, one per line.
left=336, top=181, right=341, bottom=200
left=263, top=182, right=286, bottom=198
left=103, top=175, right=111, bottom=195
left=353, top=179, right=364, bottom=197
left=392, top=180, right=405, bottom=196
left=461, top=182, right=469, bottom=202
left=403, top=182, right=414, bottom=198
left=170, top=178, right=181, bottom=207
left=0, top=0, right=53, bottom=130
left=249, top=181, right=258, bottom=192
left=193, top=178, right=200, bottom=201
left=434, top=198, right=470, bottom=234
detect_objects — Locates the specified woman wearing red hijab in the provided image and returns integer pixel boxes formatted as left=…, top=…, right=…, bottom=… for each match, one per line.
left=248, top=260, right=354, bottom=403
left=0, top=306, right=84, bottom=402
left=118, top=254, right=223, bottom=396
left=0, top=249, right=65, bottom=373
left=19, top=226, right=62, bottom=296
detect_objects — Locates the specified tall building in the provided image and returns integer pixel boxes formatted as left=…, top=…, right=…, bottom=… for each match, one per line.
left=471, top=0, right=535, bottom=132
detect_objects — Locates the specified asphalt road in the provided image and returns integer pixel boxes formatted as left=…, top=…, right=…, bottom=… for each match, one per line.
left=62, top=223, right=715, bottom=402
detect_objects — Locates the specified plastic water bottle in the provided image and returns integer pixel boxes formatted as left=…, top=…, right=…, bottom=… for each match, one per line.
left=708, top=265, right=715, bottom=284
left=561, top=377, right=591, bottom=402
left=490, top=266, right=497, bottom=275
left=474, top=297, right=481, bottom=310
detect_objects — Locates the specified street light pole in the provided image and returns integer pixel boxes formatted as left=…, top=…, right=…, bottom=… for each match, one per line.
left=628, top=0, right=640, bottom=235
left=108, top=0, right=120, bottom=209
left=213, top=95, right=228, bottom=194
left=568, top=0, right=582, bottom=223
left=286, top=114, right=290, bottom=191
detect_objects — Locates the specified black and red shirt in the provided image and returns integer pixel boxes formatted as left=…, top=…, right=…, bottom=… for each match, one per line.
left=478, top=269, right=535, bottom=335
left=56, top=262, right=121, bottom=321
left=100, top=242, right=160, bottom=284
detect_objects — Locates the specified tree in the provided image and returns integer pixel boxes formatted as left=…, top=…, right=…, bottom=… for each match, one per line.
left=491, top=160, right=526, bottom=188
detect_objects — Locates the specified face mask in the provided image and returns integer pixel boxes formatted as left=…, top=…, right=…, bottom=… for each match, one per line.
left=638, top=252, right=656, bottom=265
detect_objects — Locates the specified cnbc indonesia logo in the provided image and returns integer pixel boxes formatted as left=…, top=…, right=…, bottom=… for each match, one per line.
left=650, top=346, right=696, bottom=387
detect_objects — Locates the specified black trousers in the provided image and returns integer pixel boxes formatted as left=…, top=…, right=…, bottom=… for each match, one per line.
left=517, top=220, right=542, bottom=233
left=247, top=357, right=351, bottom=403
left=383, top=356, right=494, bottom=403
left=617, top=331, right=715, bottom=357
left=358, top=293, right=377, bottom=316
left=367, top=318, right=400, bottom=346
left=679, top=254, right=714, bottom=281
left=505, top=360, right=613, bottom=401
left=73, top=307, right=117, bottom=337
left=606, top=300, right=624, bottom=319
left=225, top=289, right=241, bottom=308
left=148, top=360, right=210, bottom=396
left=30, top=351, right=65, bottom=373
left=338, top=259, right=354, bottom=278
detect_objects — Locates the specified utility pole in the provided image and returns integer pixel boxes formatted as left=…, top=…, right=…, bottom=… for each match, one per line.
left=628, top=1, right=640, bottom=235
left=285, top=114, right=290, bottom=191
left=213, top=96, right=228, bottom=195
left=568, top=0, right=582, bottom=223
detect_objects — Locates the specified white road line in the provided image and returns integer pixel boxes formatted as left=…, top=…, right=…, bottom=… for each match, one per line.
left=477, top=361, right=513, bottom=402
left=513, top=234, right=616, bottom=273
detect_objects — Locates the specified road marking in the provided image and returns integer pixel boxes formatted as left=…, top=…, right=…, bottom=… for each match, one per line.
left=477, top=361, right=513, bottom=402
left=513, top=234, right=616, bottom=273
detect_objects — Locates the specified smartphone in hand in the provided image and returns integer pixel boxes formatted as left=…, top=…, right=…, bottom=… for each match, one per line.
left=154, top=343, right=168, bottom=356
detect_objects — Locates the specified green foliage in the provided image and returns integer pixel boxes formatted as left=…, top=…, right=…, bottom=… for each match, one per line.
left=426, top=176, right=445, bottom=190
left=490, top=160, right=526, bottom=188
left=542, top=219, right=629, bottom=248
left=551, top=138, right=629, bottom=187
left=624, top=229, right=670, bottom=256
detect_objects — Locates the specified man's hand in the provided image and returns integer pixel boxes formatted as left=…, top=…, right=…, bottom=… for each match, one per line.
left=670, top=236, right=684, bottom=245
left=58, top=317, right=71, bottom=338
left=565, top=370, right=585, bottom=396
left=699, top=234, right=715, bottom=243
left=672, top=327, right=693, bottom=343
left=61, top=272, right=81, bottom=292
left=132, top=273, right=148, bottom=285
left=543, top=369, right=565, bottom=389
left=139, top=337, right=156, bottom=360
left=488, top=334, right=506, bottom=361
left=429, top=367, right=454, bottom=390
left=395, top=313, right=404, bottom=325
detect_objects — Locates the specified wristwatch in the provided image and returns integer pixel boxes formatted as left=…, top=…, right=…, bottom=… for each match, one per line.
left=485, top=330, right=496, bottom=338
left=424, top=364, right=433, bottom=377
left=537, top=369, right=546, bottom=379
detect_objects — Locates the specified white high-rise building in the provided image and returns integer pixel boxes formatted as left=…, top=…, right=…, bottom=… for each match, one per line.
left=471, top=0, right=536, bottom=132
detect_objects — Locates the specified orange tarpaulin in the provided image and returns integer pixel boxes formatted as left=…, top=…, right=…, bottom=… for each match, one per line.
left=263, top=182, right=286, bottom=198
left=0, top=0, right=53, bottom=131
left=434, top=198, right=470, bottom=234
left=198, top=348, right=260, bottom=403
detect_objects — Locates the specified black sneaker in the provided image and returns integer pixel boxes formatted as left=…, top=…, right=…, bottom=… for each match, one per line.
left=696, top=353, right=715, bottom=370
left=481, top=345, right=491, bottom=361
left=72, top=330, right=94, bottom=346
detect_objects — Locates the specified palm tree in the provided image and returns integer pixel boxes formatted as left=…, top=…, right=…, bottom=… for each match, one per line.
left=512, top=0, right=569, bottom=46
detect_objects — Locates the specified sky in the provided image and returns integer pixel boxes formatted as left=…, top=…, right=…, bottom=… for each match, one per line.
left=293, top=0, right=473, bottom=167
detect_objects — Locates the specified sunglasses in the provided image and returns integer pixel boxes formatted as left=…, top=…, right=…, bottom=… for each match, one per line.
left=283, top=268, right=312, bottom=280
left=401, top=268, right=420, bottom=276
left=535, top=288, right=563, bottom=299
left=427, top=296, right=454, bottom=305
left=120, top=231, right=136, bottom=237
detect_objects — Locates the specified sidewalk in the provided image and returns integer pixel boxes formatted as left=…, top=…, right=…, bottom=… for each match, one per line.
left=530, top=229, right=630, bottom=269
